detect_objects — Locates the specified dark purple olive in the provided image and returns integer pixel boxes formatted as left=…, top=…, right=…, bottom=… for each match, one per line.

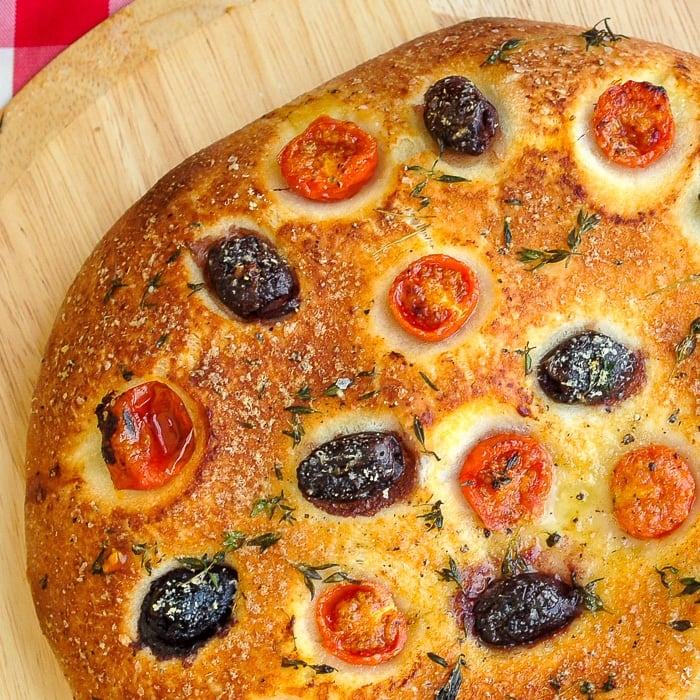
left=537, top=330, right=643, bottom=405
left=423, top=76, right=499, bottom=154
left=297, top=431, right=405, bottom=503
left=138, top=565, right=237, bottom=659
left=472, top=572, right=580, bottom=646
left=206, top=230, right=300, bottom=320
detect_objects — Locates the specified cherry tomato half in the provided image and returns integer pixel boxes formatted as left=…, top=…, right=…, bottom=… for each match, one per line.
left=315, top=581, right=408, bottom=666
left=459, top=433, right=553, bottom=531
left=592, top=80, right=675, bottom=168
left=388, top=254, right=479, bottom=342
left=98, top=381, right=195, bottom=491
left=611, top=444, right=696, bottom=539
left=278, top=115, right=379, bottom=201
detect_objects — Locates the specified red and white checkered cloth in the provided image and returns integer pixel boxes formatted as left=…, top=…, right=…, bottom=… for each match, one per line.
left=0, top=0, right=133, bottom=107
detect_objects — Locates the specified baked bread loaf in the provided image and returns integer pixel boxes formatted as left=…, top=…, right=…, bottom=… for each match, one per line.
left=25, top=16, right=700, bottom=699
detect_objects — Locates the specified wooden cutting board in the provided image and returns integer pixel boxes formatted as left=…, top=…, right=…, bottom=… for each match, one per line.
left=1, top=0, right=697, bottom=697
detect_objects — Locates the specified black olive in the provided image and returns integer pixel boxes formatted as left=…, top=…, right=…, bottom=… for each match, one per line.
left=423, top=76, right=499, bottom=154
left=206, top=230, right=300, bottom=320
left=472, top=572, right=580, bottom=646
left=537, top=330, right=642, bottom=405
left=138, top=565, right=238, bottom=659
left=297, top=431, right=405, bottom=503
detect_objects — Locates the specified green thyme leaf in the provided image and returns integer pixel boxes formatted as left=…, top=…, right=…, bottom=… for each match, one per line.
left=427, top=652, right=448, bottom=667
left=481, top=38, right=522, bottom=65
left=323, top=377, right=354, bottom=397
left=283, top=412, right=305, bottom=446
left=247, top=531, right=282, bottom=552
left=669, top=619, right=693, bottom=631
left=323, top=570, right=361, bottom=585
left=514, top=341, right=535, bottom=374
left=678, top=576, right=700, bottom=597
left=503, top=217, right=513, bottom=250
left=419, top=371, right=439, bottom=391
left=187, top=282, right=206, bottom=296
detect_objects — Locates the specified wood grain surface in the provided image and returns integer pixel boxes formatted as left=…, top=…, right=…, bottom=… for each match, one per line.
left=1, top=0, right=697, bottom=697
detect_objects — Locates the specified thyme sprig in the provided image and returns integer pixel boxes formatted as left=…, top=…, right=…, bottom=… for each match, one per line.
left=177, top=530, right=281, bottom=587
left=656, top=565, right=700, bottom=600
left=250, top=490, right=297, bottom=524
left=572, top=574, right=606, bottom=612
left=281, top=657, right=336, bottom=674
left=481, top=38, right=522, bottom=66
left=282, top=370, right=377, bottom=446
left=648, top=272, right=700, bottom=297
left=568, top=208, right=601, bottom=251
left=406, top=152, right=470, bottom=210
left=373, top=207, right=434, bottom=258
left=131, top=541, right=163, bottom=575
left=580, top=18, right=627, bottom=51
left=517, top=246, right=575, bottom=270
left=516, top=208, right=599, bottom=270
left=673, top=316, right=700, bottom=372
left=500, top=538, right=530, bottom=578
left=417, top=499, right=445, bottom=531
left=103, top=277, right=128, bottom=304
left=413, top=415, right=441, bottom=461
left=488, top=453, right=520, bottom=491
left=436, top=556, right=463, bottom=589
left=292, top=562, right=359, bottom=599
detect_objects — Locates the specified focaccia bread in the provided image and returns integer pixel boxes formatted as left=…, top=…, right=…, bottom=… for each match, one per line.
left=25, top=16, right=700, bottom=700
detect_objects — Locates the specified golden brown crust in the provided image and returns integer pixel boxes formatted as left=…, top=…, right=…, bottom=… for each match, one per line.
left=25, top=17, right=700, bottom=699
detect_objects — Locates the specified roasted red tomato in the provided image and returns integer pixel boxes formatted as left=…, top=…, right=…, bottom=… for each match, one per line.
left=611, top=444, right=696, bottom=539
left=97, top=381, right=195, bottom=490
left=315, top=580, right=408, bottom=665
left=592, top=80, right=675, bottom=168
left=459, top=433, right=553, bottom=531
left=388, top=254, right=479, bottom=342
left=278, top=115, right=378, bottom=201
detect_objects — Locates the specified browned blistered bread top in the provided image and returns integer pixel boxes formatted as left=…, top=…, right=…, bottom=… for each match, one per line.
left=25, top=17, right=700, bottom=700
